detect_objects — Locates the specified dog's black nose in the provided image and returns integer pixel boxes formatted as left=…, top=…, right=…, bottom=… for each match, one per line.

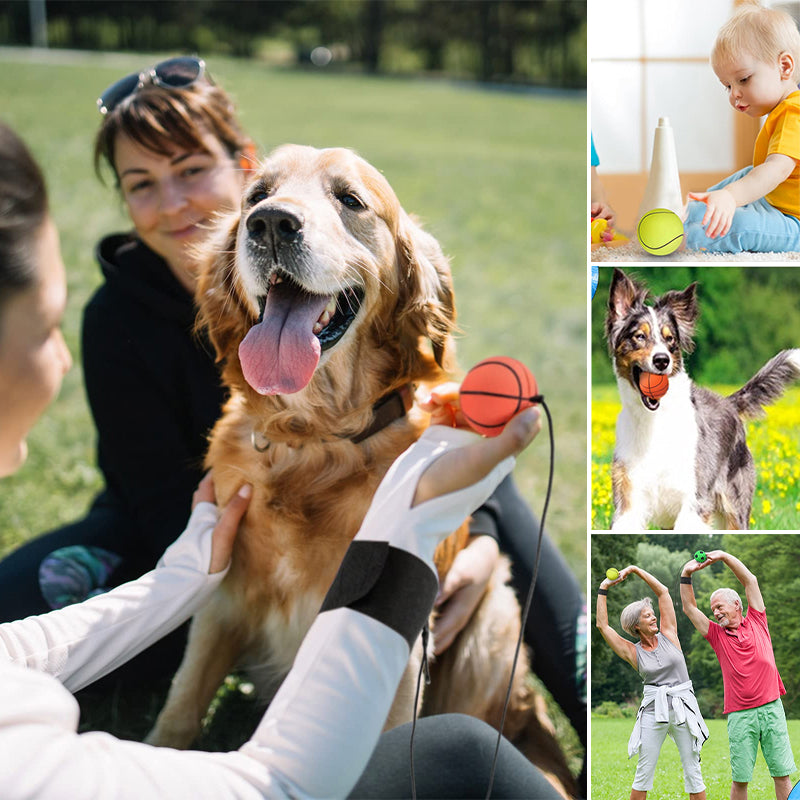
left=653, top=353, right=670, bottom=372
left=246, top=205, right=304, bottom=245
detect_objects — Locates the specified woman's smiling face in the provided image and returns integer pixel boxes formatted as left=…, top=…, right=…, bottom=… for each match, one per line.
left=114, top=129, right=245, bottom=291
left=638, top=605, right=659, bottom=637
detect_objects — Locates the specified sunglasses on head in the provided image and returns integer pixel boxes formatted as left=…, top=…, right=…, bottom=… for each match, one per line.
left=96, top=55, right=207, bottom=115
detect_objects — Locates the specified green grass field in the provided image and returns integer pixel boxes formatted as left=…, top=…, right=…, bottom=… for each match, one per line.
left=0, top=49, right=586, bottom=762
left=591, top=716, right=800, bottom=799
left=591, top=384, right=800, bottom=530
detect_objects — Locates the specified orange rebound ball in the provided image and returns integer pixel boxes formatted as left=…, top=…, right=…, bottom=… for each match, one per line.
left=639, top=371, right=669, bottom=399
left=459, top=356, right=538, bottom=437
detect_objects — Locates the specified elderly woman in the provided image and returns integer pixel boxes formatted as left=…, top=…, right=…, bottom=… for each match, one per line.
left=596, top=565, right=708, bottom=800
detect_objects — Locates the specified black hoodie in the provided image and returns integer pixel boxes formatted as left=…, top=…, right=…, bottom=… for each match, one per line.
left=82, top=233, right=227, bottom=567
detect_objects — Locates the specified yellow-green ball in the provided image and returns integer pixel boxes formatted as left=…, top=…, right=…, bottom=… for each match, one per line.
left=606, top=568, right=619, bottom=581
left=637, top=208, right=684, bottom=256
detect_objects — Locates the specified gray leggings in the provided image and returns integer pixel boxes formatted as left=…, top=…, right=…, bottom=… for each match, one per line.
left=351, top=714, right=568, bottom=799
left=632, top=705, right=705, bottom=794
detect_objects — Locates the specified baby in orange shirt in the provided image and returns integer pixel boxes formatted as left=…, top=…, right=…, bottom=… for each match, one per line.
left=685, top=2, right=800, bottom=253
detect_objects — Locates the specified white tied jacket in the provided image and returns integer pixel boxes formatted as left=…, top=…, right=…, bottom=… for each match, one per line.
left=0, top=426, right=514, bottom=800
left=628, top=680, right=710, bottom=758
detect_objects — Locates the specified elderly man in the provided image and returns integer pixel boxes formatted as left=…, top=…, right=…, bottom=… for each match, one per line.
left=681, top=550, right=796, bottom=800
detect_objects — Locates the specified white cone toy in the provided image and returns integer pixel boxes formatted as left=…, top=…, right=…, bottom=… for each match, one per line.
left=636, top=117, right=685, bottom=255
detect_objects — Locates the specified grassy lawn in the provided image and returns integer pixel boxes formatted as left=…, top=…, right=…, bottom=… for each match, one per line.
left=0, top=49, right=586, bottom=763
left=591, top=716, right=800, bottom=799
left=591, top=384, right=800, bottom=530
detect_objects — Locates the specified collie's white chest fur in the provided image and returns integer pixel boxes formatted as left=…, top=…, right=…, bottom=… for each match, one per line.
left=612, top=372, right=703, bottom=530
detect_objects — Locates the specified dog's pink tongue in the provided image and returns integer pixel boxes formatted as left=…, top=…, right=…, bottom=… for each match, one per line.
left=239, top=283, right=331, bottom=395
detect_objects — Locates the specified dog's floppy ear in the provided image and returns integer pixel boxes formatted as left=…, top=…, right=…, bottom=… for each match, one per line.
left=656, top=281, right=699, bottom=354
left=194, top=210, right=251, bottom=363
left=394, top=210, right=456, bottom=369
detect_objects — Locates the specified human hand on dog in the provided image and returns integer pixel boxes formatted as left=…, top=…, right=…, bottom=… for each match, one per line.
left=193, top=472, right=253, bottom=574
left=433, top=534, right=500, bottom=654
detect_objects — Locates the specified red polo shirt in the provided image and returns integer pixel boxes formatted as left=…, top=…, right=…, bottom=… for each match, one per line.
left=705, top=607, right=785, bottom=714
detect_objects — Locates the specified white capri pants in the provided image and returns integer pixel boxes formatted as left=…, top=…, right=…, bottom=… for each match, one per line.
left=632, top=704, right=706, bottom=793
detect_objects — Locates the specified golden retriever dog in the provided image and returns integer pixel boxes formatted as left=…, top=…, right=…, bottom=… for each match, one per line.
left=146, top=145, right=574, bottom=797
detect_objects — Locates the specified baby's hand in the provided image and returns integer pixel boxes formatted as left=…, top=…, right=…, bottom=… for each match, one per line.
left=417, top=382, right=465, bottom=428
left=688, top=189, right=736, bottom=239
left=591, top=201, right=616, bottom=229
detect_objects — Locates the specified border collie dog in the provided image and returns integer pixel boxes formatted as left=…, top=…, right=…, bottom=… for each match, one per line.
left=604, top=269, right=800, bottom=530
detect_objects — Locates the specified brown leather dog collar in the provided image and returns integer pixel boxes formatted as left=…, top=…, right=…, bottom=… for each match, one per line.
left=251, top=384, right=415, bottom=451
left=349, top=384, right=414, bottom=444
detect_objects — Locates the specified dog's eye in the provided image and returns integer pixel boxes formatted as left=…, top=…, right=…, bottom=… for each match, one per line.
left=247, top=190, right=270, bottom=207
left=337, top=192, right=364, bottom=210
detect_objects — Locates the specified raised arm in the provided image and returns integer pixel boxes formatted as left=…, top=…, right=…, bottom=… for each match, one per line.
left=680, top=559, right=710, bottom=636
left=595, top=575, right=637, bottom=670
left=704, top=550, right=764, bottom=612
left=622, top=565, right=678, bottom=640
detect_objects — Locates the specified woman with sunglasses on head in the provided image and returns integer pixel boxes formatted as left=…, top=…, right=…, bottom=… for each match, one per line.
left=0, top=56, right=585, bottom=778
left=0, top=119, right=564, bottom=799
left=0, top=58, right=252, bottom=631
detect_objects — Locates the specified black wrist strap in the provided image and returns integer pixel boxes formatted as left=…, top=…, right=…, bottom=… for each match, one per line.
left=680, top=576, right=692, bottom=584
left=598, top=588, right=608, bottom=596
left=320, top=540, right=437, bottom=649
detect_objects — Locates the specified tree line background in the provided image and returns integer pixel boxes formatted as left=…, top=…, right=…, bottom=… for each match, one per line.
left=1, top=0, right=586, bottom=87
left=591, top=267, right=800, bottom=386
left=591, top=534, right=800, bottom=719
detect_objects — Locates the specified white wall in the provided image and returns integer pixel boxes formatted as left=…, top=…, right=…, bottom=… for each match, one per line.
left=589, top=0, right=733, bottom=174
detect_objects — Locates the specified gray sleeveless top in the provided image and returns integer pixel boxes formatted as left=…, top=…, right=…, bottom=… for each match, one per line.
left=635, top=633, right=690, bottom=687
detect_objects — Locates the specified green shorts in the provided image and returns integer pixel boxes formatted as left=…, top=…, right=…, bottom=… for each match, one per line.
left=727, top=699, right=797, bottom=783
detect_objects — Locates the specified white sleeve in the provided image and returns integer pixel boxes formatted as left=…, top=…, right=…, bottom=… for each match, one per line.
left=0, top=426, right=514, bottom=799
left=0, top=502, right=227, bottom=692
left=239, top=425, right=515, bottom=797
left=0, top=661, right=292, bottom=799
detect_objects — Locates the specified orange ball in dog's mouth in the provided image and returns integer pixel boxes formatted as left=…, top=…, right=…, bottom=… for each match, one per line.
left=638, top=371, right=669, bottom=402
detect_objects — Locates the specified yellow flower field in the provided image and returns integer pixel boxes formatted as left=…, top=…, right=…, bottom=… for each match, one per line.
left=591, top=385, right=800, bottom=530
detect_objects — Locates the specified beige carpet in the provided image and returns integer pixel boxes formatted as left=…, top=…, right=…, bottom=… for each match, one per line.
left=592, top=240, right=800, bottom=264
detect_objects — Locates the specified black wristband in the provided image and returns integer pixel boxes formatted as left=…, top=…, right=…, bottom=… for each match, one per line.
left=598, top=588, right=608, bottom=596
left=320, top=541, right=438, bottom=649
left=680, top=576, right=692, bottom=584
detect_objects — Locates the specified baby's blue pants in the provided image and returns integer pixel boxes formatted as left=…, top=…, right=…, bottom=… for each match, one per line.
left=685, top=167, right=800, bottom=253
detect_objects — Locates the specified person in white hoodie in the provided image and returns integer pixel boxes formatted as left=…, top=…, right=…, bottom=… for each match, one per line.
left=0, top=119, right=564, bottom=799
left=596, top=565, right=708, bottom=800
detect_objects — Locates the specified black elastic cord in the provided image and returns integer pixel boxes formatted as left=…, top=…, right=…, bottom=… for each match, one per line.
left=484, top=397, right=554, bottom=798
left=407, top=399, right=555, bottom=799
left=410, top=624, right=431, bottom=800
